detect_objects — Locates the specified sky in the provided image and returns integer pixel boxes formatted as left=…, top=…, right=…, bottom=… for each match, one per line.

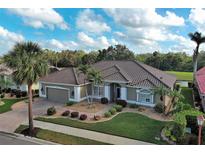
left=0, top=8, right=205, bottom=55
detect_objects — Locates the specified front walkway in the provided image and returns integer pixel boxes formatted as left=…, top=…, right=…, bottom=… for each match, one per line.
left=30, top=120, right=154, bottom=145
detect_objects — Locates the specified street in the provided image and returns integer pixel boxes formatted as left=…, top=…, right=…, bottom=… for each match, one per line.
left=0, top=132, right=39, bottom=145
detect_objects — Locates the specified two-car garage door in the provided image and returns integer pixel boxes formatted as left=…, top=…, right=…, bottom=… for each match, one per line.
left=46, top=87, right=69, bottom=104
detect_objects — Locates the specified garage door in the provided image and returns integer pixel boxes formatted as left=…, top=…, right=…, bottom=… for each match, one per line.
left=47, top=87, right=69, bottom=104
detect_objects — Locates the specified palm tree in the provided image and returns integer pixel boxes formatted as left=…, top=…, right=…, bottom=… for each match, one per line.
left=4, top=42, right=48, bottom=136
left=188, top=32, right=205, bottom=79
left=87, top=68, right=103, bottom=104
left=154, top=86, right=170, bottom=101
left=77, top=65, right=91, bottom=104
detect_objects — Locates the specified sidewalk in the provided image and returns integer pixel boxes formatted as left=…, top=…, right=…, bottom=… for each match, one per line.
left=32, top=120, right=154, bottom=145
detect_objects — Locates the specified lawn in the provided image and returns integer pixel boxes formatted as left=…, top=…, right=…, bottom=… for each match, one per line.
left=166, top=71, right=193, bottom=81
left=0, top=98, right=25, bottom=114
left=15, top=125, right=108, bottom=145
left=35, top=112, right=170, bottom=144
left=181, top=87, right=194, bottom=106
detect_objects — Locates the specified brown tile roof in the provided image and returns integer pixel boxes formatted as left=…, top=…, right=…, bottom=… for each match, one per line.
left=40, top=60, right=176, bottom=88
left=92, top=60, right=176, bottom=88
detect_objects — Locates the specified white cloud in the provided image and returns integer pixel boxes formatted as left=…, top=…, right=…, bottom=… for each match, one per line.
left=8, top=8, right=68, bottom=30
left=77, top=32, right=118, bottom=50
left=189, top=8, right=205, bottom=33
left=78, top=32, right=95, bottom=46
left=105, top=9, right=184, bottom=28
left=42, top=39, right=78, bottom=51
left=105, top=9, right=188, bottom=53
left=76, top=9, right=111, bottom=34
left=0, top=26, right=24, bottom=54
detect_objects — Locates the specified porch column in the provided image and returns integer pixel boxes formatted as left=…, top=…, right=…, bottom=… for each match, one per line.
left=74, top=86, right=81, bottom=102
left=121, top=87, right=127, bottom=100
left=104, top=85, right=110, bottom=100
left=136, top=89, right=140, bottom=102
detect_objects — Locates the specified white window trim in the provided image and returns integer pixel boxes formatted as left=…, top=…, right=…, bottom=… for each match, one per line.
left=94, top=85, right=104, bottom=97
left=136, top=88, right=154, bottom=104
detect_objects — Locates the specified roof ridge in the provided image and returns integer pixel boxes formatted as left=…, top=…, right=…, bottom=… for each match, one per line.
left=114, top=64, right=132, bottom=82
left=72, top=67, right=80, bottom=85
left=132, top=60, right=170, bottom=88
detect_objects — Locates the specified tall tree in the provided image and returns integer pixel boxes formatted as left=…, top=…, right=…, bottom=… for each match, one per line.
left=188, top=32, right=205, bottom=78
left=4, top=42, right=48, bottom=136
left=77, top=65, right=91, bottom=104
left=87, top=68, right=103, bottom=104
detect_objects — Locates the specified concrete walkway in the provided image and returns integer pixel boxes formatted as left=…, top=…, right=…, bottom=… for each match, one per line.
left=32, top=120, right=153, bottom=145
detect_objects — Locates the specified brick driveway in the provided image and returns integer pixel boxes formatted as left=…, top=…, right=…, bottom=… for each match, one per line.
left=0, top=98, right=62, bottom=133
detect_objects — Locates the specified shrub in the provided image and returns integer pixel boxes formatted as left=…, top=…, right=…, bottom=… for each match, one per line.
left=10, top=93, right=14, bottom=97
left=1, top=94, right=4, bottom=98
left=15, top=90, right=22, bottom=98
left=0, top=89, right=2, bottom=94
left=79, top=114, right=87, bottom=120
left=137, top=107, right=146, bottom=112
left=188, top=82, right=193, bottom=88
left=101, top=97, right=108, bottom=104
left=6, top=88, right=11, bottom=93
left=34, top=89, right=39, bottom=94
left=170, top=135, right=177, bottom=142
left=94, top=115, right=101, bottom=121
left=21, top=91, right=27, bottom=97
left=47, top=106, right=56, bottom=115
left=116, top=99, right=127, bottom=107
left=113, top=105, right=123, bottom=112
left=129, top=104, right=139, bottom=108
left=66, top=101, right=75, bottom=106
left=154, top=103, right=165, bottom=113
left=70, top=111, right=79, bottom=118
left=183, top=104, right=192, bottom=110
left=175, top=84, right=181, bottom=91
left=186, top=115, right=198, bottom=135
left=61, top=110, right=70, bottom=116
left=109, top=108, right=117, bottom=115
left=104, top=112, right=112, bottom=118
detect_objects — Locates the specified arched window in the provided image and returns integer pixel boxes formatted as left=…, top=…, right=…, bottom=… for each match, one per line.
left=138, top=89, right=153, bottom=104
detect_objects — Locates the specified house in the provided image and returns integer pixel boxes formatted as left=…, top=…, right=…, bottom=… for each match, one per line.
left=0, top=64, right=39, bottom=91
left=195, top=67, right=205, bottom=110
left=39, top=60, right=176, bottom=108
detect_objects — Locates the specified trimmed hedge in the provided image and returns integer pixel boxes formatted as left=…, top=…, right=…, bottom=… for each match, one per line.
left=116, top=99, right=127, bottom=107
left=70, top=112, right=79, bottom=118
left=79, top=114, right=87, bottom=120
left=113, top=105, right=123, bottom=112
left=109, top=108, right=117, bottom=115
left=61, top=110, right=70, bottom=116
left=154, top=103, right=165, bottom=113
left=66, top=101, right=75, bottom=106
left=101, top=97, right=108, bottom=104
left=104, top=112, right=112, bottom=118
left=47, top=106, right=56, bottom=116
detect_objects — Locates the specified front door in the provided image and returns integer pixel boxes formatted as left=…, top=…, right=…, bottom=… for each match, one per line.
left=116, top=87, right=121, bottom=99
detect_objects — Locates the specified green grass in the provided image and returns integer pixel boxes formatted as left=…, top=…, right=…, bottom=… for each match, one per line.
left=166, top=71, right=193, bottom=81
left=181, top=87, right=194, bottom=106
left=15, top=125, right=108, bottom=145
left=35, top=112, right=170, bottom=144
left=0, top=98, right=26, bottom=114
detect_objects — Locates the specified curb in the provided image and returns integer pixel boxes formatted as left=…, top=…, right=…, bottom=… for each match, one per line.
left=14, top=133, right=59, bottom=145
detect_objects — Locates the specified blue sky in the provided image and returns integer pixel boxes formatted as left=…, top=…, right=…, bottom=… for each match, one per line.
left=0, top=8, right=204, bottom=55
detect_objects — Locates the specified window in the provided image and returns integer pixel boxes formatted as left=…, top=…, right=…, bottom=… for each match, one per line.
left=138, top=89, right=153, bottom=104
left=94, top=85, right=104, bottom=97
left=41, top=87, right=45, bottom=95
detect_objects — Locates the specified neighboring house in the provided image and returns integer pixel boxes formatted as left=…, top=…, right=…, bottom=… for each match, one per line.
left=0, top=64, right=39, bottom=91
left=195, top=67, right=205, bottom=110
left=39, top=60, right=176, bottom=108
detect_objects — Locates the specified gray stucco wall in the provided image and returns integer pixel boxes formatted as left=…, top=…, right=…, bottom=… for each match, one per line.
left=127, top=87, right=137, bottom=101
left=41, top=83, right=75, bottom=99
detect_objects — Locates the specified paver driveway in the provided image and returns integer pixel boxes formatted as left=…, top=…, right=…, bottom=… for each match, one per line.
left=0, top=98, right=62, bottom=133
